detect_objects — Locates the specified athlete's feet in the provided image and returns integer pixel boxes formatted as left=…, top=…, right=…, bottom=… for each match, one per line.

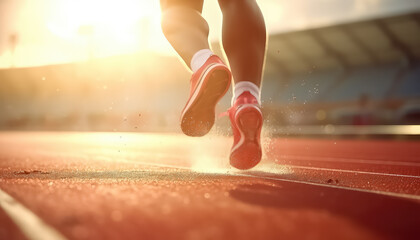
left=181, top=55, right=231, bottom=137
left=228, top=91, right=263, bottom=170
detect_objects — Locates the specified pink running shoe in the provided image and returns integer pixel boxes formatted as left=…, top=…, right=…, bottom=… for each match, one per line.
left=229, top=91, right=263, bottom=170
left=181, top=55, right=231, bottom=137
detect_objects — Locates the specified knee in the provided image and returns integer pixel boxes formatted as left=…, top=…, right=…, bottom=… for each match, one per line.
left=161, top=7, right=209, bottom=37
left=160, top=7, right=178, bottom=36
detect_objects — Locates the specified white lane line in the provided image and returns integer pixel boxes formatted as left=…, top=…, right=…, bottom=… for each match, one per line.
left=37, top=150, right=419, bottom=201
left=0, top=189, right=68, bottom=240
left=111, top=161, right=420, bottom=201
left=278, top=155, right=420, bottom=167
left=283, top=165, right=420, bottom=179
left=110, top=151, right=420, bottom=179
left=237, top=173, right=420, bottom=201
left=80, top=148, right=420, bottom=178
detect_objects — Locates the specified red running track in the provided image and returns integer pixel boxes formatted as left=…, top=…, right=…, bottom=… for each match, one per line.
left=0, top=132, right=419, bottom=240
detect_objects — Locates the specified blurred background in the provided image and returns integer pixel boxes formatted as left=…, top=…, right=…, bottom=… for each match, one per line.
left=0, top=0, right=420, bottom=137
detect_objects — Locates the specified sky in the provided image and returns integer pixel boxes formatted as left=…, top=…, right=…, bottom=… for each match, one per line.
left=0, top=0, right=419, bottom=69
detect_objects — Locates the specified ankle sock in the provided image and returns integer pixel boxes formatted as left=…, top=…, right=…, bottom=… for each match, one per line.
left=232, top=81, right=261, bottom=106
left=190, top=49, right=213, bottom=73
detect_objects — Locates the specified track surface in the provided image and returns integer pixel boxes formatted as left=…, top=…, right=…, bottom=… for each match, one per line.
left=0, top=132, right=419, bottom=240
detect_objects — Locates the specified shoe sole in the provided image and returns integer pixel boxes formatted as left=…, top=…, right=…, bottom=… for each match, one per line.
left=181, top=64, right=231, bottom=137
left=230, top=105, right=262, bottom=170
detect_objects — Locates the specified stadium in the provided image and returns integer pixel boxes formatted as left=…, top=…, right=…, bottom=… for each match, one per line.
left=0, top=1, right=419, bottom=240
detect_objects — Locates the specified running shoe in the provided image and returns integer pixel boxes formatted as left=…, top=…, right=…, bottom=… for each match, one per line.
left=228, top=91, right=263, bottom=169
left=181, top=55, right=231, bottom=137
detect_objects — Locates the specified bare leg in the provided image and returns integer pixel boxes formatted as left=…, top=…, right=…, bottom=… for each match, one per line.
left=218, top=0, right=266, bottom=87
left=218, top=0, right=266, bottom=170
left=160, top=0, right=231, bottom=137
left=160, top=0, right=209, bottom=67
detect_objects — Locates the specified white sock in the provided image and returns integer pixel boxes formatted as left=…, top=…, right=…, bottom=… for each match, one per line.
left=232, top=81, right=261, bottom=106
left=190, top=49, right=213, bottom=73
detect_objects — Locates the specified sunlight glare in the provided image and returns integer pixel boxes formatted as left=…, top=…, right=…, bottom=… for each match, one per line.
left=46, top=0, right=165, bottom=59
left=190, top=155, right=231, bottom=174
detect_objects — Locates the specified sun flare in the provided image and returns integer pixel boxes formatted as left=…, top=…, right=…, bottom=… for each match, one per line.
left=46, top=0, right=166, bottom=58
left=0, top=0, right=172, bottom=68
left=28, top=0, right=165, bottom=65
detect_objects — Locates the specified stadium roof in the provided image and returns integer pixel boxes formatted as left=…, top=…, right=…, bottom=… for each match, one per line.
left=263, top=12, right=420, bottom=75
